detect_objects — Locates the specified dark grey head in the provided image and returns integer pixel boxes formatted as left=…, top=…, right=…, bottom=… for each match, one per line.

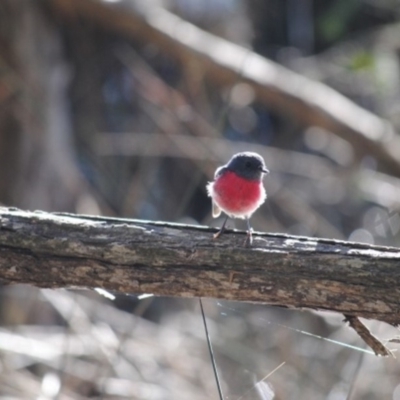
left=226, top=152, right=269, bottom=181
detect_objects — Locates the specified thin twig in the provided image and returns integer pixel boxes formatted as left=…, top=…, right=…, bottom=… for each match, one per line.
left=344, top=315, right=393, bottom=357
left=199, top=298, right=224, bottom=400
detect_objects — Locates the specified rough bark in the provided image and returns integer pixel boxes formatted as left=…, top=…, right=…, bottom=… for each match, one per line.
left=1, top=207, right=400, bottom=328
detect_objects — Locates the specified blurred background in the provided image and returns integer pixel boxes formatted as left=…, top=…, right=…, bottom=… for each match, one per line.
left=1, top=0, right=400, bottom=398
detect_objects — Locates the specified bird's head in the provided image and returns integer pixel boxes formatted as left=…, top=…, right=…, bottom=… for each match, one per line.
left=226, top=152, right=269, bottom=181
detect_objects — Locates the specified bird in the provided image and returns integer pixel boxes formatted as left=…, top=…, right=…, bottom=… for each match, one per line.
left=206, top=152, right=269, bottom=245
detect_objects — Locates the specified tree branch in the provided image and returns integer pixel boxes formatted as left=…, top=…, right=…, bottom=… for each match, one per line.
left=1, top=207, right=400, bottom=328
left=344, top=315, right=393, bottom=357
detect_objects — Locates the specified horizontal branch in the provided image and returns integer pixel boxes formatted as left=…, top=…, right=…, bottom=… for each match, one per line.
left=1, top=208, right=400, bottom=326
left=96, top=132, right=335, bottom=180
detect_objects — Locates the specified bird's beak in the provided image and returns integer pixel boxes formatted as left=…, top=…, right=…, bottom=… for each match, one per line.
left=261, top=167, right=269, bottom=174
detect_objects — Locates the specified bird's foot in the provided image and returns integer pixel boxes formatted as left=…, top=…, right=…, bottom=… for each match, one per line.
left=244, top=229, right=253, bottom=247
left=213, top=231, right=222, bottom=239
left=213, top=227, right=225, bottom=239
left=213, top=216, right=228, bottom=240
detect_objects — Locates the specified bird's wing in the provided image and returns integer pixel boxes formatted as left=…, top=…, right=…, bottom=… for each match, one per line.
left=212, top=200, right=222, bottom=218
left=209, top=165, right=227, bottom=218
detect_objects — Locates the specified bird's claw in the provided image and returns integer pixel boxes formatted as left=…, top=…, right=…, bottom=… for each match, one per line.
left=244, top=229, right=253, bottom=247
left=213, top=231, right=222, bottom=239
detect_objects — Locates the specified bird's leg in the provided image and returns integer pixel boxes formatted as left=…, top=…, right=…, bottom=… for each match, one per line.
left=213, top=215, right=229, bottom=239
left=245, top=218, right=253, bottom=246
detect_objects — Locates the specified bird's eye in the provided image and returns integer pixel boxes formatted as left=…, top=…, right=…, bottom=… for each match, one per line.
left=245, top=161, right=252, bottom=168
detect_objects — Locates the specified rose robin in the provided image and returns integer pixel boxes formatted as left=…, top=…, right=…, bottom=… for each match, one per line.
left=207, top=152, right=269, bottom=245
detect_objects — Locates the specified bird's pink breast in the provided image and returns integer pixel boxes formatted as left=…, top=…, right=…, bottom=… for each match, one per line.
left=212, top=171, right=265, bottom=217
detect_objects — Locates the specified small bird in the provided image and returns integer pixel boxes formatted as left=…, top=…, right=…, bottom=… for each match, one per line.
left=207, top=152, right=269, bottom=245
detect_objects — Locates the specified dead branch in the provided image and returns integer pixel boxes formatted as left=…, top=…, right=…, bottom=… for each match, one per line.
left=95, top=132, right=335, bottom=180
left=344, top=315, right=393, bottom=357
left=1, top=207, right=400, bottom=331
